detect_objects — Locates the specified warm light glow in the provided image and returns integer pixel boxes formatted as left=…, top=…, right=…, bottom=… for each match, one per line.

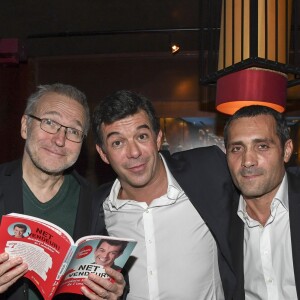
left=216, top=68, right=287, bottom=115
left=171, top=44, right=180, bottom=54
left=216, top=101, right=285, bottom=115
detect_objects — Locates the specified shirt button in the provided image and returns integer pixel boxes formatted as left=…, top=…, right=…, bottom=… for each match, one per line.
left=267, top=278, right=273, bottom=283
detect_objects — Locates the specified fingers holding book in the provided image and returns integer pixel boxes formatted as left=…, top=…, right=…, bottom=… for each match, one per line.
left=81, top=269, right=125, bottom=300
left=0, top=252, right=28, bottom=294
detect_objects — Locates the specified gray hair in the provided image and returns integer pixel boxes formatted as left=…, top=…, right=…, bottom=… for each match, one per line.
left=24, top=83, right=90, bottom=134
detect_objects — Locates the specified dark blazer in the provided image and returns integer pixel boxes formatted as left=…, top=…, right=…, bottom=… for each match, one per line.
left=229, top=170, right=300, bottom=299
left=0, top=159, right=105, bottom=300
left=92, top=146, right=238, bottom=299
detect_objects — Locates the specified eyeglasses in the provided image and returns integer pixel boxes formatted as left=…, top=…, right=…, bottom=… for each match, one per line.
left=27, top=114, right=85, bottom=143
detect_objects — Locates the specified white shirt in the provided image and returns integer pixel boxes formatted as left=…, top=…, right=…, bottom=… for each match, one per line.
left=103, top=156, right=224, bottom=300
left=237, top=174, right=297, bottom=300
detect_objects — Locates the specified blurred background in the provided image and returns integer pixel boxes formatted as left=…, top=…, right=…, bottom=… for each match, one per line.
left=0, top=0, right=299, bottom=185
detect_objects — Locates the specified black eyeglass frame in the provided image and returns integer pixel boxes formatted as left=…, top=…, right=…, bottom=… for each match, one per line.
left=27, top=114, right=86, bottom=143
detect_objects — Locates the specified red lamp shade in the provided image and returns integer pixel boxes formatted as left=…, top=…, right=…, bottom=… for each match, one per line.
left=216, top=68, right=287, bottom=115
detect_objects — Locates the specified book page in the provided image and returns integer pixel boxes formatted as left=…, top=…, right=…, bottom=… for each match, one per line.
left=5, top=241, right=52, bottom=280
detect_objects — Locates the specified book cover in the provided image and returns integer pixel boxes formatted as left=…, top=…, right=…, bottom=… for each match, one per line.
left=55, top=235, right=136, bottom=296
left=0, top=213, right=136, bottom=299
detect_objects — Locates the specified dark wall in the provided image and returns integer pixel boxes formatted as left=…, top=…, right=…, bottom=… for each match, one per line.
left=0, top=52, right=217, bottom=185
left=0, top=64, right=32, bottom=162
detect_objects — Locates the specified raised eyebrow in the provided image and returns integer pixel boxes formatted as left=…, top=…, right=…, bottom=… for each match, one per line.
left=106, top=124, right=151, bottom=140
left=42, top=111, right=83, bottom=129
left=137, top=124, right=151, bottom=131
left=106, top=131, right=121, bottom=141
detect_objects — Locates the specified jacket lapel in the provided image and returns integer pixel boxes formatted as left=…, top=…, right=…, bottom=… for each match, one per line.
left=90, top=182, right=112, bottom=236
left=160, top=149, right=236, bottom=275
left=71, top=170, right=94, bottom=241
left=229, top=198, right=245, bottom=300
left=287, top=172, right=300, bottom=297
left=0, top=160, right=24, bottom=217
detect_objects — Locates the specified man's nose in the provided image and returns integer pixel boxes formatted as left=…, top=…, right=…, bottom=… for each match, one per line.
left=241, top=149, right=257, bottom=168
left=53, top=127, right=67, bottom=146
left=127, top=141, right=142, bottom=158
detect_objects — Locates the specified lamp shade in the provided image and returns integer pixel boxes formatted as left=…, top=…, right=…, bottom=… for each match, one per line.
left=216, top=68, right=287, bottom=115
left=218, top=0, right=292, bottom=69
left=215, top=0, right=292, bottom=114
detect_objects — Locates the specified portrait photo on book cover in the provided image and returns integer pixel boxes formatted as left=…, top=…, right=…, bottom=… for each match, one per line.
left=8, top=222, right=31, bottom=238
left=63, top=238, right=134, bottom=281
left=93, top=239, right=129, bottom=271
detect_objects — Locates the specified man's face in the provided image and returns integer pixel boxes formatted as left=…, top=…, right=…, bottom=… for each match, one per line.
left=14, top=226, right=25, bottom=238
left=94, top=242, right=122, bottom=267
left=21, top=93, right=86, bottom=175
left=226, top=115, right=293, bottom=202
left=96, top=110, right=163, bottom=190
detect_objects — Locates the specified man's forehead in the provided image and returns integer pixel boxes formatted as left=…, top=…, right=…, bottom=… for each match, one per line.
left=230, top=115, right=276, bottom=132
left=102, top=115, right=151, bottom=135
left=228, top=116, right=279, bottom=143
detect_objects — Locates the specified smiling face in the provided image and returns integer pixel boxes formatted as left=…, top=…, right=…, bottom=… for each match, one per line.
left=94, top=241, right=123, bottom=267
left=13, top=226, right=26, bottom=238
left=226, top=115, right=293, bottom=202
left=21, top=92, right=86, bottom=175
left=96, top=110, right=163, bottom=192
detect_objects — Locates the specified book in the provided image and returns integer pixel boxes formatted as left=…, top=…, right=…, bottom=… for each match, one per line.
left=0, top=213, right=137, bottom=299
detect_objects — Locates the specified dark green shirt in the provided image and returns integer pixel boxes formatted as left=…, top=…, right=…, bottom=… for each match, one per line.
left=23, top=174, right=80, bottom=300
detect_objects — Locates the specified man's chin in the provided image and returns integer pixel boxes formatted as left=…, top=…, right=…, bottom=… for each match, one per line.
left=34, top=161, right=73, bottom=176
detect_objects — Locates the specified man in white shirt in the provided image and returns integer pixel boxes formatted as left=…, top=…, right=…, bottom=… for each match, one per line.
left=224, top=105, right=300, bottom=299
left=91, top=90, right=237, bottom=299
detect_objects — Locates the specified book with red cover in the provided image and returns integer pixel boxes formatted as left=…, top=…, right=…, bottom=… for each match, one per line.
left=0, top=213, right=136, bottom=299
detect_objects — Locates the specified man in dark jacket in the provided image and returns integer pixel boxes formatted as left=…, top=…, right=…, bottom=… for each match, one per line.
left=0, top=83, right=125, bottom=300
left=224, top=105, right=300, bottom=299
left=91, top=90, right=237, bottom=299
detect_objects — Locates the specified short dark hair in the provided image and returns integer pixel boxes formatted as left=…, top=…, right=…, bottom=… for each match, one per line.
left=92, top=90, right=160, bottom=147
left=96, top=239, right=128, bottom=254
left=13, top=224, right=27, bottom=232
left=223, top=105, right=290, bottom=150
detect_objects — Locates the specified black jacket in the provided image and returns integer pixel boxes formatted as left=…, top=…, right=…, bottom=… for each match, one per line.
left=229, top=169, right=300, bottom=299
left=92, top=147, right=238, bottom=299
left=0, top=159, right=106, bottom=300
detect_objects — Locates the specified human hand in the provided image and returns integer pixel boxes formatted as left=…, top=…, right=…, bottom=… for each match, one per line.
left=0, top=252, right=28, bottom=294
left=81, top=267, right=125, bottom=300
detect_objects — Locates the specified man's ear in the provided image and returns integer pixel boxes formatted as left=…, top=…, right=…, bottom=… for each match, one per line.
left=283, top=139, right=293, bottom=163
left=96, top=144, right=110, bottom=165
left=20, top=115, right=28, bottom=139
left=157, top=130, right=163, bottom=150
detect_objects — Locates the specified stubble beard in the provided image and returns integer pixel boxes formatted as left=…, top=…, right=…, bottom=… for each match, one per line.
left=24, top=142, right=78, bottom=176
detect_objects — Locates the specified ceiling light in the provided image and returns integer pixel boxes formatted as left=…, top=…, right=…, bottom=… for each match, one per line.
left=171, top=44, right=180, bottom=54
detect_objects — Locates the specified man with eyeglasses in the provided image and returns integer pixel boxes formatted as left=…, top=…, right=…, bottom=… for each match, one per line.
left=0, top=83, right=125, bottom=300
